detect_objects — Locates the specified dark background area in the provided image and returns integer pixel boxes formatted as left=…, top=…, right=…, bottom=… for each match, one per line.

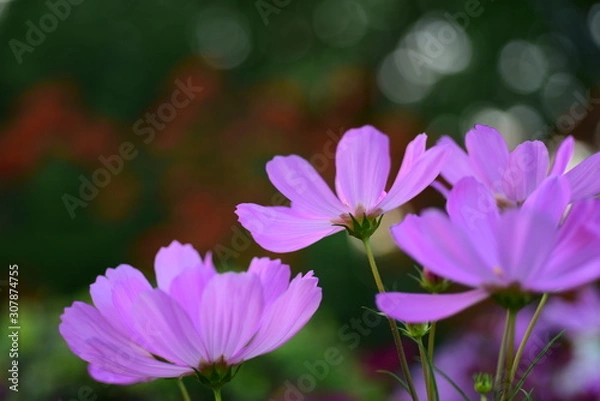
left=0, top=0, right=599, bottom=400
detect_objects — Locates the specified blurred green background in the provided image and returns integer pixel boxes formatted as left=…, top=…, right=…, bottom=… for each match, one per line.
left=0, top=0, right=599, bottom=399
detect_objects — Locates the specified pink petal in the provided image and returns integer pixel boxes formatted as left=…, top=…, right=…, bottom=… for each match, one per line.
left=376, top=289, right=490, bottom=323
left=235, top=204, right=344, bottom=252
left=199, top=273, right=264, bottom=363
left=233, top=271, right=321, bottom=363
left=549, top=136, right=574, bottom=176
left=438, top=135, right=474, bottom=185
left=465, top=125, right=509, bottom=192
left=496, top=208, right=558, bottom=285
left=168, top=267, right=215, bottom=329
left=334, top=126, right=391, bottom=212
left=88, top=365, right=146, bottom=385
left=396, top=133, right=427, bottom=182
left=446, top=177, right=499, bottom=261
left=502, top=141, right=549, bottom=202
left=430, top=180, right=450, bottom=198
left=565, top=152, right=600, bottom=202
left=531, top=259, right=600, bottom=293
left=522, top=176, right=570, bottom=226
left=90, top=265, right=152, bottom=337
left=376, top=144, right=448, bottom=213
left=59, top=302, right=191, bottom=378
left=391, top=211, right=497, bottom=287
left=537, top=200, right=600, bottom=290
left=267, top=155, right=346, bottom=217
left=155, top=241, right=205, bottom=292
left=131, top=289, right=207, bottom=367
left=248, top=257, right=292, bottom=305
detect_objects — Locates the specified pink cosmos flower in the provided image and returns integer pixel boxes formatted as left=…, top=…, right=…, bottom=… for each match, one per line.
left=437, top=125, right=600, bottom=203
left=376, top=176, right=600, bottom=323
left=59, top=241, right=321, bottom=385
left=235, top=125, right=448, bottom=252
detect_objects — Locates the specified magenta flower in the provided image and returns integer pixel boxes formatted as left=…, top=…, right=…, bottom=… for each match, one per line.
left=438, top=125, right=600, bottom=203
left=235, top=125, right=448, bottom=252
left=59, top=241, right=321, bottom=385
left=544, top=286, right=600, bottom=336
left=543, top=286, right=600, bottom=397
left=376, top=176, right=600, bottom=323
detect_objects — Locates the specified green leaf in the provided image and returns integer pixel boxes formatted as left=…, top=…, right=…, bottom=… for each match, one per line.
left=433, top=366, right=470, bottom=401
left=376, top=370, right=410, bottom=393
left=508, top=330, right=565, bottom=401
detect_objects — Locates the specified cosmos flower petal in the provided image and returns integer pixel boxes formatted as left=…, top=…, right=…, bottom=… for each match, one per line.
left=502, top=141, right=550, bottom=203
left=497, top=208, right=558, bottom=284
left=199, top=273, right=264, bottom=362
left=538, top=201, right=600, bottom=289
left=233, top=271, right=321, bottom=363
left=396, top=133, right=427, bottom=179
left=334, top=125, right=391, bottom=211
left=376, top=289, right=490, bottom=323
left=248, top=257, right=292, bottom=305
left=88, top=364, right=148, bottom=385
left=90, top=264, right=152, bottom=337
left=465, top=125, right=509, bottom=192
left=529, top=259, right=600, bottom=293
left=438, top=135, right=475, bottom=185
left=549, top=136, right=574, bottom=176
left=132, top=289, right=208, bottom=367
left=564, top=152, right=600, bottom=202
left=521, top=176, right=570, bottom=226
left=267, top=155, right=346, bottom=217
left=235, top=204, right=344, bottom=253
left=155, top=241, right=206, bottom=293
left=377, top=144, right=448, bottom=213
left=59, top=302, right=191, bottom=379
left=391, top=211, right=495, bottom=287
left=446, top=177, right=499, bottom=260
left=168, top=267, right=215, bottom=329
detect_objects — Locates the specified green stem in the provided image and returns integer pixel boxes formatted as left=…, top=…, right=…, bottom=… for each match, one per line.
left=501, top=310, right=517, bottom=401
left=178, top=379, right=191, bottom=401
left=480, top=395, right=488, bottom=401
left=418, top=339, right=434, bottom=401
left=494, top=310, right=511, bottom=394
left=363, top=239, right=419, bottom=401
left=427, top=322, right=436, bottom=361
left=508, top=294, right=549, bottom=386
left=213, top=388, right=222, bottom=401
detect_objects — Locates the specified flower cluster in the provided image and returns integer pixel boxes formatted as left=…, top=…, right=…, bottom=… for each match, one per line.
left=60, top=124, right=600, bottom=401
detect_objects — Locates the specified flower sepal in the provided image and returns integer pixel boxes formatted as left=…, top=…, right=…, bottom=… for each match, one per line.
left=401, top=322, right=430, bottom=339
left=334, top=213, right=383, bottom=240
left=196, top=361, right=241, bottom=390
left=491, top=288, right=537, bottom=312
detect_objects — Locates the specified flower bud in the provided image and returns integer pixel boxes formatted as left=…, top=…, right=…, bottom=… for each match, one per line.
left=402, top=322, right=430, bottom=339
left=473, top=372, right=493, bottom=394
left=418, top=268, right=450, bottom=294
